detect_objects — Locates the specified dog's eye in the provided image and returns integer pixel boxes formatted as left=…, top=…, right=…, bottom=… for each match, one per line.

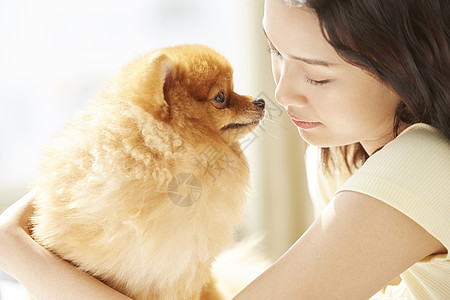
left=214, top=92, right=226, bottom=103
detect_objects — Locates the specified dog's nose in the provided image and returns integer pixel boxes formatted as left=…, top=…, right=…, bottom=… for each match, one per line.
left=253, top=98, right=265, bottom=110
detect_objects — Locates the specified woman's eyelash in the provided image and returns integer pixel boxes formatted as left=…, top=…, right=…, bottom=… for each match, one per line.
left=305, top=76, right=330, bottom=86
left=266, top=45, right=281, bottom=57
left=266, top=45, right=329, bottom=86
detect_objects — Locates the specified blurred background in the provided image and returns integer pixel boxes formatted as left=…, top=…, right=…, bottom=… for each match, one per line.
left=0, top=0, right=314, bottom=295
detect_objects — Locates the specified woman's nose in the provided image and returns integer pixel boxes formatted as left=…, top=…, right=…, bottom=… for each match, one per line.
left=275, top=63, right=307, bottom=107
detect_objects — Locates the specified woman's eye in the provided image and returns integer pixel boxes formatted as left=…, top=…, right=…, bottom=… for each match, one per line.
left=266, top=45, right=282, bottom=58
left=305, top=76, right=330, bottom=86
left=214, top=92, right=226, bottom=103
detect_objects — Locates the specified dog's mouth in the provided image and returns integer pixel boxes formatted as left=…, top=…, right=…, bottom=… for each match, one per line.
left=220, top=119, right=261, bottom=131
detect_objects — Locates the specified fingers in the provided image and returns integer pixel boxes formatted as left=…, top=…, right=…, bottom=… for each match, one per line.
left=0, top=190, right=36, bottom=234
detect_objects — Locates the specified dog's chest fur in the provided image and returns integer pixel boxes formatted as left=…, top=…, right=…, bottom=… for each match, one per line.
left=31, top=101, right=249, bottom=300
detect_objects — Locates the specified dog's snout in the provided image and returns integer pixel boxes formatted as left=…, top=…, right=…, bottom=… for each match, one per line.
left=253, top=98, right=265, bottom=110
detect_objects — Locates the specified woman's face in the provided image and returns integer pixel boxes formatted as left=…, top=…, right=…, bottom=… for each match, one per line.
left=263, top=0, right=401, bottom=155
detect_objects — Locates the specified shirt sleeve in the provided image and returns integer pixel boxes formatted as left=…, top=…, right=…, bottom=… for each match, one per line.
left=336, top=124, right=450, bottom=260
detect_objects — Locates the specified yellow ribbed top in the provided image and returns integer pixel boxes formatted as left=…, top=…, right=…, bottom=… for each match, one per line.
left=336, top=123, right=450, bottom=299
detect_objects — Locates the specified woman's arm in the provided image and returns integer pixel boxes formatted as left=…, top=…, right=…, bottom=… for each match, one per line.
left=234, top=191, right=446, bottom=299
left=0, top=192, right=132, bottom=300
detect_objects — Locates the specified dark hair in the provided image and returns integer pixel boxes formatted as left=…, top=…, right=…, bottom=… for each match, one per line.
left=285, top=0, right=450, bottom=175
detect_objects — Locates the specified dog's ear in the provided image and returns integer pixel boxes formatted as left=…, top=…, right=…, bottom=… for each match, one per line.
left=144, top=53, right=173, bottom=121
left=127, top=52, right=174, bottom=122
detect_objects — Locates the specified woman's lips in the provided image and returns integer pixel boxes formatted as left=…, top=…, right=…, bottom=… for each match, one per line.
left=288, top=115, right=321, bottom=129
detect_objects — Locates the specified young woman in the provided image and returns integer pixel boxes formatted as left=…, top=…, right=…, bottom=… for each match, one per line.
left=1, top=0, right=449, bottom=299
left=234, top=0, right=449, bottom=299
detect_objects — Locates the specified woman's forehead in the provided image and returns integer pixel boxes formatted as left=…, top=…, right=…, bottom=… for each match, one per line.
left=263, top=0, right=342, bottom=66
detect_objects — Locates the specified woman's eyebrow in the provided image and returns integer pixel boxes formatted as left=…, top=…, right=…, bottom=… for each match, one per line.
left=262, top=26, right=336, bottom=67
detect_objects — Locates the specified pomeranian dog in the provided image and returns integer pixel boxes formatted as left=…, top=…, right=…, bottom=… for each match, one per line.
left=30, top=44, right=265, bottom=300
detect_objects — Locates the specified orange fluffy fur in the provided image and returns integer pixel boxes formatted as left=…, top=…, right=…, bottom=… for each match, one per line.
left=30, top=44, right=265, bottom=300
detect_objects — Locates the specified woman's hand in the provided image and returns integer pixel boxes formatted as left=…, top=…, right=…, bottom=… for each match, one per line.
left=1, top=191, right=35, bottom=233
left=0, top=192, right=132, bottom=300
left=0, top=191, right=36, bottom=272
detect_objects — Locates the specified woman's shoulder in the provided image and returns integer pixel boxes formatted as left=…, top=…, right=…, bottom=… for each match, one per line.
left=370, top=122, right=448, bottom=180
left=337, top=122, right=449, bottom=201
left=350, top=122, right=449, bottom=180
left=337, top=122, right=450, bottom=259
left=395, top=122, right=449, bottom=147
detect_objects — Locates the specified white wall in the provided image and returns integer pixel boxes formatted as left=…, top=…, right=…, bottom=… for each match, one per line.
left=0, top=0, right=313, bottom=260
left=0, top=0, right=252, bottom=209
